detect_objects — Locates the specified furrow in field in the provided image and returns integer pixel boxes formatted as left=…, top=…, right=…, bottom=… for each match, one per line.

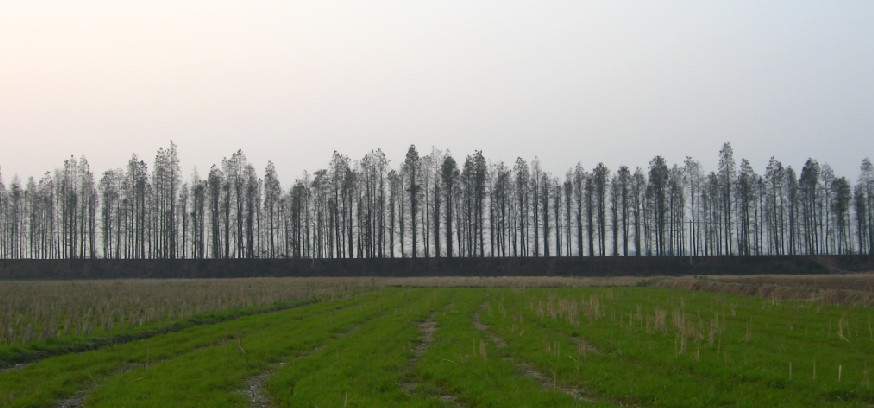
left=472, top=301, right=598, bottom=404
left=240, top=323, right=364, bottom=408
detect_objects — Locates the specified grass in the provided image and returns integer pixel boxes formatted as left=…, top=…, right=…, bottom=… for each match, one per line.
left=480, top=287, right=874, bottom=407
left=1, top=277, right=873, bottom=407
left=0, top=291, right=390, bottom=408
left=268, top=289, right=444, bottom=407
left=85, top=290, right=412, bottom=407
left=412, top=288, right=587, bottom=407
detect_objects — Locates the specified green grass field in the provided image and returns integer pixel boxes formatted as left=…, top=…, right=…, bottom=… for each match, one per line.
left=1, top=283, right=873, bottom=407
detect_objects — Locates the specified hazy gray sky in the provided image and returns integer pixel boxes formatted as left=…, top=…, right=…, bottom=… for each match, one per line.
left=2, top=1, right=872, bottom=184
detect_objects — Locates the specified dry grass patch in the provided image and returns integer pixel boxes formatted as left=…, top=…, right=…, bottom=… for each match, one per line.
left=652, top=274, right=874, bottom=307
left=378, top=275, right=656, bottom=288
left=0, top=277, right=374, bottom=345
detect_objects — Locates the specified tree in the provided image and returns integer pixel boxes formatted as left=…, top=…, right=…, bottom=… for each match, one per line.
left=152, top=143, right=180, bottom=258
left=785, top=166, right=799, bottom=255
left=540, top=172, right=550, bottom=256
left=125, top=156, right=149, bottom=259
left=683, top=158, right=702, bottom=256
left=820, top=165, right=835, bottom=254
left=854, top=184, right=868, bottom=254
left=178, top=182, right=190, bottom=258
left=472, top=151, right=487, bottom=257
left=418, top=150, right=436, bottom=257
left=61, top=156, right=79, bottom=258
left=859, top=158, right=874, bottom=255
left=77, top=157, right=97, bottom=259
left=563, top=172, right=574, bottom=256
left=584, top=173, right=595, bottom=256
left=592, top=163, right=609, bottom=256
left=492, top=162, right=512, bottom=257
left=530, top=158, right=542, bottom=256
left=648, top=156, right=669, bottom=255
left=359, top=150, right=388, bottom=258
left=192, top=174, right=206, bottom=259
left=573, top=164, right=586, bottom=256
left=764, top=158, right=785, bottom=255
left=207, top=165, right=224, bottom=259
left=831, top=177, right=851, bottom=254
left=552, top=177, right=562, bottom=256
left=243, top=164, right=259, bottom=258
left=428, top=149, right=443, bottom=258
left=514, top=158, right=530, bottom=256
left=718, top=142, right=736, bottom=254
left=403, top=145, right=421, bottom=258
left=441, top=156, right=459, bottom=257
left=7, top=176, right=23, bottom=258
left=799, top=159, right=820, bottom=254
left=616, top=166, right=631, bottom=256
left=610, top=172, right=620, bottom=256
left=392, top=169, right=406, bottom=257
left=311, top=169, right=331, bottom=258
left=736, top=159, right=755, bottom=256
left=99, top=169, right=122, bottom=258
left=668, top=164, right=685, bottom=255
left=264, top=161, right=281, bottom=258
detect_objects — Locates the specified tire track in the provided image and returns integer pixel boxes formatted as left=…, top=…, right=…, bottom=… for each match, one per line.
left=55, top=363, right=142, bottom=408
left=398, top=313, right=438, bottom=393
left=472, top=302, right=597, bottom=404
left=398, top=311, right=466, bottom=408
left=240, top=323, right=364, bottom=408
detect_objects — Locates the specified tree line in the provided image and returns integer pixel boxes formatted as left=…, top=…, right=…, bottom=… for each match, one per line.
left=0, top=142, right=872, bottom=260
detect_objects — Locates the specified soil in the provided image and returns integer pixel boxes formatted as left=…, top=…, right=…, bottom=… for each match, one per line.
left=242, top=366, right=281, bottom=408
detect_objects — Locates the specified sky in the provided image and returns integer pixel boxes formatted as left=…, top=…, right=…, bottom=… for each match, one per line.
left=1, top=1, right=872, bottom=186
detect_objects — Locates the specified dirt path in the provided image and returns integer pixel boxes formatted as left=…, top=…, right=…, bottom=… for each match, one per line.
left=56, top=390, right=88, bottom=408
left=472, top=302, right=596, bottom=404
left=242, top=368, right=280, bottom=408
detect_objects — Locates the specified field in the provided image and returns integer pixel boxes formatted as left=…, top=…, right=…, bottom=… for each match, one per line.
left=1, top=276, right=873, bottom=407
